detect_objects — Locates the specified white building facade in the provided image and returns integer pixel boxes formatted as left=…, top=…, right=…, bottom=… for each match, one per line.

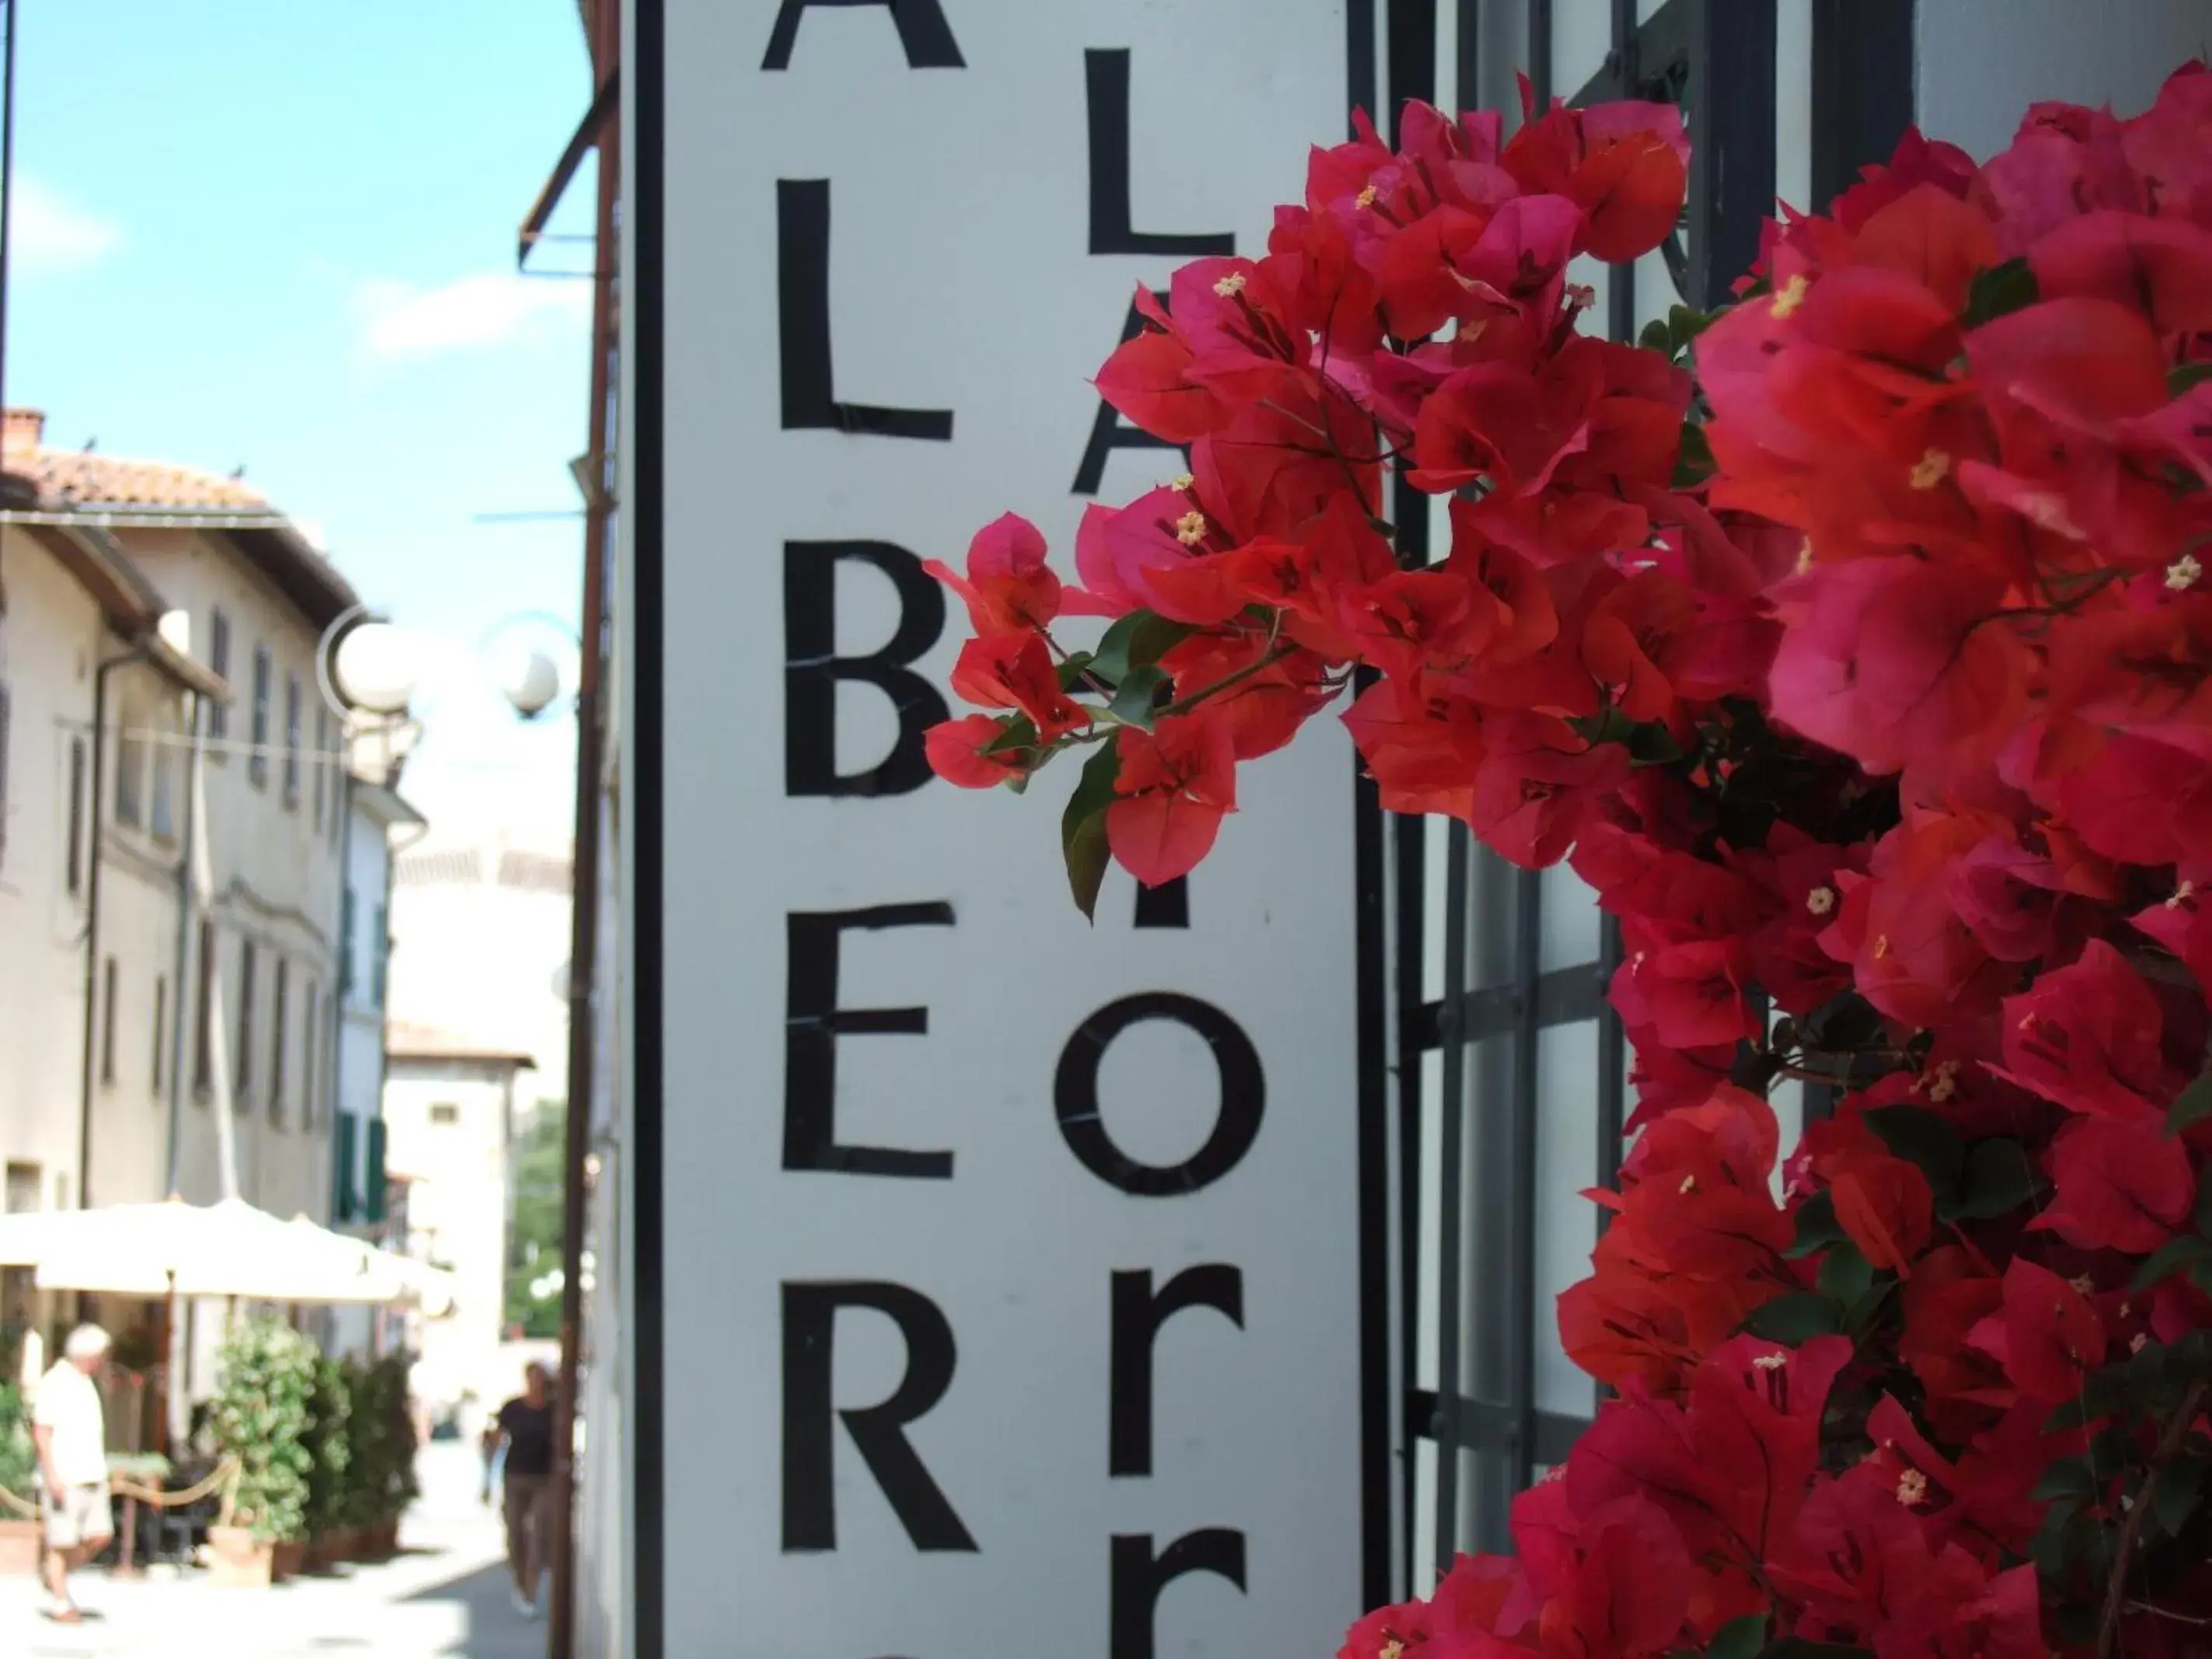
left=382, top=1029, right=537, bottom=1440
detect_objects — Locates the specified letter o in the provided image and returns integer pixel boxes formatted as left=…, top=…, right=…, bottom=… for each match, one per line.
left=1054, top=993, right=1264, bottom=1196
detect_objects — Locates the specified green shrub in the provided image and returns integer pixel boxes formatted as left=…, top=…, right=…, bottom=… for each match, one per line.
left=0, top=1382, right=33, bottom=1500
left=302, top=1356, right=353, bottom=1539
left=210, top=1317, right=316, bottom=1543
left=339, top=1352, right=419, bottom=1528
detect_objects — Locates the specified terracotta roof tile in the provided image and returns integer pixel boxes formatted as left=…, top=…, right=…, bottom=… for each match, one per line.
left=14, top=447, right=271, bottom=513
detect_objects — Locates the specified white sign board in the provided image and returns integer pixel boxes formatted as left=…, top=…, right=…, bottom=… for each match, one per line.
left=628, top=2, right=1379, bottom=1654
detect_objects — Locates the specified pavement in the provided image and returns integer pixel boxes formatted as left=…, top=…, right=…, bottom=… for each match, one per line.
left=0, top=1442, right=548, bottom=1659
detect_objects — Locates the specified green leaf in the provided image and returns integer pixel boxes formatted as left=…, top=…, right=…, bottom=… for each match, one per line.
left=2047, top=1364, right=2130, bottom=1430
left=1090, top=611, right=1194, bottom=685
left=1108, top=664, right=1169, bottom=729
left=1672, top=423, right=1715, bottom=488
left=1055, top=650, right=1097, bottom=692
left=1946, top=1137, right=2038, bottom=1221
left=2132, top=1234, right=2212, bottom=1294
left=1786, top=1191, right=1846, bottom=1258
left=2151, top=1456, right=2207, bottom=1539
left=2172, top=361, right=2212, bottom=396
left=2194, top=1165, right=2212, bottom=1237
left=2168, top=1067, right=2212, bottom=1136
left=2032, top=1456, right=2097, bottom=1502
left=1742, top=1292, right=1844, bottom=1345
left=1060, top=746, right=1122, bottom=921
left=1817, top=1243, right=1875, bottom=1309
left=982, top=715, right=1039, bottom=756
left=1667, top=304, right=1716, bottom=350
left=1962, top=256, right=2039, bottom=327
left=1865, top=1104, right=1965, bottom=1197
left=2030, top=1496, right=2082, bottom=1574
left=1639, top=317, right=1672, bottom=354
left=1703, top=1615, right=1766, bottom=1659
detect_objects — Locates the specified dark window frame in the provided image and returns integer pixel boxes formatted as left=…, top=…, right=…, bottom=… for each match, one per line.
left=270, top=956, right=290, bottom=1124
left=236, top=939, right=257, bottom=1104
left=207, top=610, right=231, bottom=748
left=1400, top=0, right=1910, bottom=1577
left=99, top=956, right=119, bottom=1085
left=65, top=736, right=85, bottom=892
left=152, top=974, right=167, bottom=1098
left=193, top=920, right=215, bottom=1096
left=249, top=645, right=272, bottom=790
left=283, top=673, right=302, bottom=809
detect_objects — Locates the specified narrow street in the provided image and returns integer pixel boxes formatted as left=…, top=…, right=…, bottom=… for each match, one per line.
left=0, top=1444, right=545, bottom=1659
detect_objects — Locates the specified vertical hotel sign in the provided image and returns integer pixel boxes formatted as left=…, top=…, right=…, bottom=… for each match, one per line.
left=629, top=2, right=1377, bottom=1655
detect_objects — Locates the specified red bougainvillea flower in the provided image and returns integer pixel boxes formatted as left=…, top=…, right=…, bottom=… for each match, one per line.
left=1469, top=714, right=1629, bottom=868
left=923, top=714, right=1028, bottom=790
left=1802, top=1111, right=1936, bottom=1275
left=1091, top=285, right=1231, bottom=443
left=948, top=632, right=1087, bottom=743
left=2028, top=1113, right=2196, bottom=1253
left=1991, top=939, right=2186, bottom=1119
left=1765, top=557, right=2030, bottom=784
left=1106, top=711, right=1238, bottom=888
left=1501, top=83, right=1690, bottom=263
left=1342, top=676, right=1487, bottom=823
left=922, top=513, right=1076, bottom=635
left=1156, top=629, right=1334, bottom=762
left=1967, top=1257, right=2107, bottom=1404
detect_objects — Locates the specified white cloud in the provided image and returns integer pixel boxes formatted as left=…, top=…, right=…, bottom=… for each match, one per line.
left=354, top=270, right=591, bottom=361
left=11, top=178, right=122, bottom=275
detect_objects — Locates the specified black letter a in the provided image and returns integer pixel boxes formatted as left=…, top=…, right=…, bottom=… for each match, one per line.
left=762, top=0, right=965, bottom=70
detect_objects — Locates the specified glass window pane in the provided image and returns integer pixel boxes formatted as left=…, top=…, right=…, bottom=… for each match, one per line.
left=1535, top=1022, right=1600, bottom=1421
left=1538, top=861, right=1602, bottom=973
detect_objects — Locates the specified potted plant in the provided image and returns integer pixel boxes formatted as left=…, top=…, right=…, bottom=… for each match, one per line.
left=301, top=1356, right=353, bottom=1571
left=206, top=1316, right=315, bottom=1586
left=345, top=1353, right=419, bottom=1557
left=0, top=1382, right=38, bottom=1577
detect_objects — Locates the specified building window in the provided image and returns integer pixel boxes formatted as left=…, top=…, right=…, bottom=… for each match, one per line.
left=302, top=982, right=319, bottom=1129
left=363, top=1119, right=388, bottom=1223
left=2, top=1161, right=37, bottom=1214
left=283, top=673, right=302, bottom=809
left=372, top=905, right=388, bottom=1007
left=208, top=610, right=231, bottom=746
left=194, top=920, right=215, bottom=1094
left=99, top=957, right=118, bottom=1085
left=151, top=714, right=178, bottom=843
left=429, top=1103, right=460, bottom=1126
left=313, top=709, right=329, bottom=833
left=332, top=1114, right=358, bottom=1223
left=249, top=645, right=271, bottom=789
left=236, top=940, right=256, bottom=1104
left=329, top=732, right=346, bottom=848
left=270, top=957, right=290, bottom=1123
left=114, top=707, right=146, bottom=828
left=339, top=889, right=355, bottom=998
left=152, top=975, right=167, bottom=1098
left=65, top=736, right=85, bottom=892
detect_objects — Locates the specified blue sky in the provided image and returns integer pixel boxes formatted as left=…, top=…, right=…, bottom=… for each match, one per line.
left=8, top=0, right=598, bottom=842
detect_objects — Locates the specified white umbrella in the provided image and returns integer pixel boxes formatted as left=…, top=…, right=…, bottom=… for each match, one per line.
left=9, top=1198, right=409, bottom=1305
left=279, top=1216, right=460, bottom=1316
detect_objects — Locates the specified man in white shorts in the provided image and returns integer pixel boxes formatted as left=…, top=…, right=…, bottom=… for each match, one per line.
left=32, top=1324, right=113, bottom=1625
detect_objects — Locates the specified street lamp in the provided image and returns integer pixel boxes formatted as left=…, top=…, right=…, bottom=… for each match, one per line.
left=315, top=603, right=579, bottom=725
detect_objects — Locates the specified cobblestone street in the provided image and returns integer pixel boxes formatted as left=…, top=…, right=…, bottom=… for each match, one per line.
left=0, top=1445, right=544, bottom=1659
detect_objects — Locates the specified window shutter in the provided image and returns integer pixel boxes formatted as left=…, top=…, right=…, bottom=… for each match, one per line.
left=363, top=1119, right=388, bottom=1223
left=333, top=1113, right=358, bottom=1223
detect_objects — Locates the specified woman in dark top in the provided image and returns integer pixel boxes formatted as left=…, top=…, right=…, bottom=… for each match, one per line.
left=482, top=1362, right=557, bottom=1617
